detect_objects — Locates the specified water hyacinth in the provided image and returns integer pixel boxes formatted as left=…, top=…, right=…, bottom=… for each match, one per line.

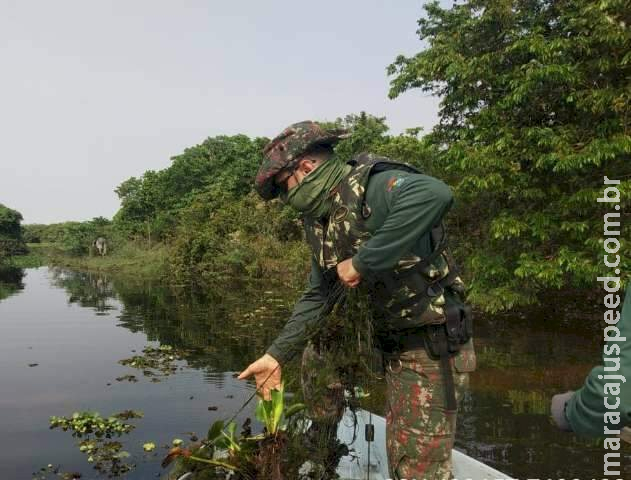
left=48, top=410, right=143, bottom=477
left=143, top=442, right=156, bottom=452
left=118, top=344, right=190, bottom=380
left=163, top=384, right=318, bottom=480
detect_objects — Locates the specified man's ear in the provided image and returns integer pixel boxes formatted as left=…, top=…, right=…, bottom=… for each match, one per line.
left=298, top=158, right=316, bottom=175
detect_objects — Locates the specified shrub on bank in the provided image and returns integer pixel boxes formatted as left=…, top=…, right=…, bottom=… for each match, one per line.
left=167, top=191, right=308, bottom=285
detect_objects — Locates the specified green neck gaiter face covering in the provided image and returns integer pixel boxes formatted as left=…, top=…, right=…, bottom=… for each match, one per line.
left=282, top=158, right=352, bottom=219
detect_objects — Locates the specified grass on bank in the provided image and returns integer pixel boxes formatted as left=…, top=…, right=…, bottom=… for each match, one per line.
left=31, top=242, right=169, bottom=279
left=5, top=243, right=49, bottom=268
left=10, top=235, right=309, bottom=290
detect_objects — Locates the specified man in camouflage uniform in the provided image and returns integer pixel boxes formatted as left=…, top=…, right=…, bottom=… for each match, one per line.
left=239, top=121, right=476, bottom=479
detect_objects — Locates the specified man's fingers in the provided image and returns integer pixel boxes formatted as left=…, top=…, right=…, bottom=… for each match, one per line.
left=262, top=387, right=270, bottom=401
left=257, top=372, right=281, bottom=398
left=237, top=364, right=255, bottom=380
left=257, top=381, right=271, bottom=400
left=342, top=278, right=360, bottom=288
left=238, top=355, right=281, bottom=399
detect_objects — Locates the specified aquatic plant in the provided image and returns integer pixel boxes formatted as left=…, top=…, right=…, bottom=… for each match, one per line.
left=254, top=383, right=305, bottom=436
left=118, top=344, right=191, bottom=380
left=164, top=385, right=312, bottom=480
left=143, top=442, right=157, bottom=452
left=31, top=464, right=81, bottom=480
left=49, top=410, right=143, bottom=477
left=49, top=410, right=141, bottom=438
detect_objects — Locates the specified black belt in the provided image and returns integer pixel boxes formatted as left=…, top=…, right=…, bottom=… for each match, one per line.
left=381, top=324, right=458, bottom=412
left=392, top=328, right=426, bottom=352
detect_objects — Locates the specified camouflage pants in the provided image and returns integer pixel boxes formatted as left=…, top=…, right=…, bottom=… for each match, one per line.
left=301, top=338, right=476, bottom=480
left=385, top=339, right=475, bottom=480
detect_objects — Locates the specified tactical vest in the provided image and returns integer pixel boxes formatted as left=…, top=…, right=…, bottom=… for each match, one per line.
left=304, top=153, right=466, bottom=334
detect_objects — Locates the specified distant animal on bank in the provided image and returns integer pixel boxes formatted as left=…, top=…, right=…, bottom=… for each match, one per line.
left=93, top=237, right=107, bottom=256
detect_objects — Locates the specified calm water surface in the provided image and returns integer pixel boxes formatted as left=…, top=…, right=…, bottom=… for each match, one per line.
left=0, top=266, right=628, bottom=479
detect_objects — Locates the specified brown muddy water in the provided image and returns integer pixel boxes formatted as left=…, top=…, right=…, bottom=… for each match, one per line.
left=0, top=266, right=629, bottom=479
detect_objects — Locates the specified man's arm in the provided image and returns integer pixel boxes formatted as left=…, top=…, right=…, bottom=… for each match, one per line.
left=551, top=285, right=631, bottom=436
left=265, top=256, right=327, bottom=364
left=351, top=171, right=454, bottom=275
left=239, top=257, right=327, bottom=398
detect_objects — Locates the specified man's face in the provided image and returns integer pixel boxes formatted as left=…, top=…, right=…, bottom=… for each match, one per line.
left=274, top=157, right=319, bottom=194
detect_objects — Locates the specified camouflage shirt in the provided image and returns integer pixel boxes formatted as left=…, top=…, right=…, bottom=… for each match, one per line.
left=266, top=167, right=454, bottom=364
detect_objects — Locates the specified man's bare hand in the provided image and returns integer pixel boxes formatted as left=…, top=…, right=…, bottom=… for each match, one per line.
left=337, top=258, right=361, bottom=288
left=237, top=353, right=281, bottom=400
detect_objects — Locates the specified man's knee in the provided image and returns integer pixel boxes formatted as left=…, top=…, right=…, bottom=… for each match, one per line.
left=389, top=439, right=454, bottom=480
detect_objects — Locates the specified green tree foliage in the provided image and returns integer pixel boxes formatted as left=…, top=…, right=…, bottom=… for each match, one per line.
left=326, top=112, right=438, bottom=174
left=388, top=0, right=631, bottom=310
left=24, top=218, right=113, bottom=256
left=108, top=134, right=307, bottom=283
left=103, top=114, right=442, bottom=285
left=161, top=115, right=440, bottom=285
left=23, top=223, right=67, bottom=244
left=113, top=176, right=156, bottom=238
left=113, top=135, right=267, bottom=241
left=169, top=190, right=308, bottom=284
left=325, top=112, right=390, bottom=161
left=60, top=222, right=101, bottom=257
left=0, top=204, right=27, bottom=260
left=22, top=224, right=43, bottom=244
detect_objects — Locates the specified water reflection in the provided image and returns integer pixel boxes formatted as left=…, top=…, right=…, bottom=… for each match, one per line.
left=30, top=268, right=631, bottom=477
left=48, top=267, right=291, bottom=374
left=456, top=301, right=631, bottom=478
left=0, top=265, right=25, bottom=302
left=49, top=268, right=117, bottom=313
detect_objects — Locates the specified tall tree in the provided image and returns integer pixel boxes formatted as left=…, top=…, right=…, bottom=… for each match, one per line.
left=113, top=135, right=266, bottom=240
left=0, top=204, right=27, bottom=259
left=388, top=0, right=631, bottom=310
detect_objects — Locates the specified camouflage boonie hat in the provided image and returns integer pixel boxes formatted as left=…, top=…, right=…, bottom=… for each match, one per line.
left=255, top=120, right=348, bottom=200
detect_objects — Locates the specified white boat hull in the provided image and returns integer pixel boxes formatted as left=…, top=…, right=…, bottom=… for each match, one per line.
left=336, top=409, right=510, bottom=480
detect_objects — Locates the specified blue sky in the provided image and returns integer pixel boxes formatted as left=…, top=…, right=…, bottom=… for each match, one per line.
left=0, top=1, right=444, bottom=223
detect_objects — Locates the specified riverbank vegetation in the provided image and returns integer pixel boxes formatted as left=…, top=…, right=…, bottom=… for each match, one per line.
left=16, top=0, right=631, bottom=312
left=388, top=0, right=630, bottom=309
left=0, top=203, right=27, bottom=261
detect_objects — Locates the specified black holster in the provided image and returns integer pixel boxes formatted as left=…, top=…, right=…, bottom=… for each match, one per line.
left=423, top=303, right=473, bottom=360
left=422, top=303, right=473, bottom=411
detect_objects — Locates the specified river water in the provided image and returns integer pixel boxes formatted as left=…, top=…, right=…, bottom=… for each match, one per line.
left=0, top=266, right=628, bottom=479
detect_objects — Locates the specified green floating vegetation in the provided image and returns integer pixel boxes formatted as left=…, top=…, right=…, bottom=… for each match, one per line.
left=118, top=344, right=188, bottom=379
left=31, top=464, right=81, bottom=480
left=48, top=410, right=144, bottom=477
left=143, top=442, right=157, bottom=452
